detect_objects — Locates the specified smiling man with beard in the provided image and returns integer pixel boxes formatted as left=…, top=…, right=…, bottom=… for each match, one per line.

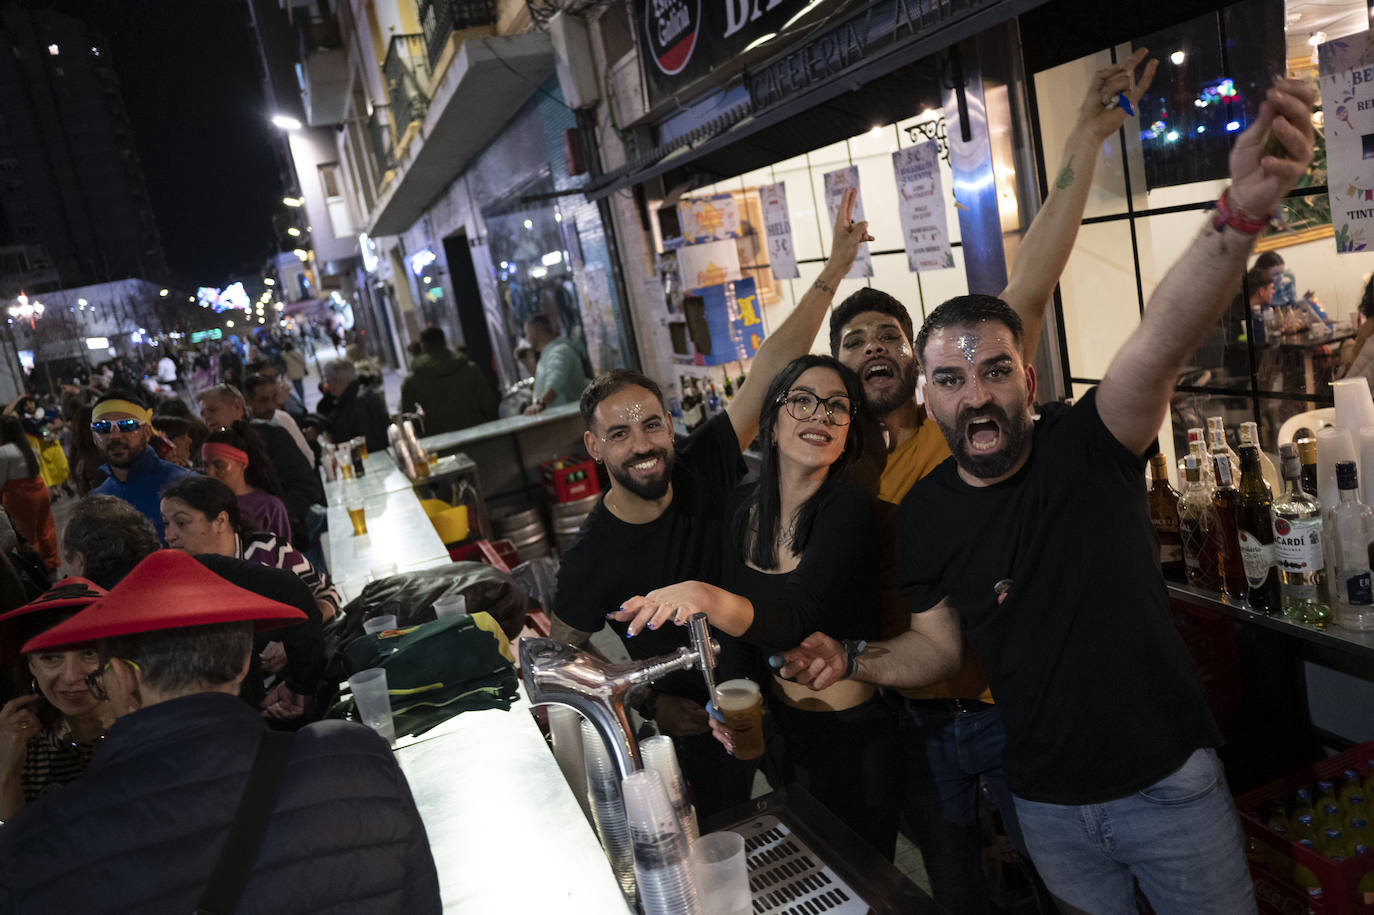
left=89, top=391, right=193, bottom=542
left=548, top=190, right=870, bottom=820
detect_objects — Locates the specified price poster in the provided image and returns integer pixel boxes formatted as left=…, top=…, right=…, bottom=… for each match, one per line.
left=677, top=238, right=743, bottom=291
left=823, top=166, right=872, bottom=279
left=1319, top=30, right=1374, bottom=253
left=694, top=278, right=764, bottom=364
left=678, top=194, right=741, bottom=244
left=759, top=182, right=799, bottom=279
left=892, top=141, right=955, bottom=271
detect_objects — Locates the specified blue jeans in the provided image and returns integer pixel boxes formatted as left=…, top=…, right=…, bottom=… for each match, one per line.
left=1012, top=748, right=1255, bottom=915
left=900, top=700, right=1026, bottom=915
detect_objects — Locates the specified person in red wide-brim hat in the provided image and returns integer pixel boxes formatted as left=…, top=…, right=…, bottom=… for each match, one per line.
left=0, top=577, right=111, bottom=820
left=0, top=549, right=441, bottom=914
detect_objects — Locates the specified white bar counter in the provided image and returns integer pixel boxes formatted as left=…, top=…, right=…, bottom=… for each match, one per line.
left=395, top=687, right=631, bottom=914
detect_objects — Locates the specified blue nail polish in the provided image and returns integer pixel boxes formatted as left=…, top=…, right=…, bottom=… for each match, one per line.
left=646, top=622, right=657, bottom=630
left=605, top=612, right=615, bottom=619
left=626, top=630, right=635, bottom=639
left=1117, top=92, right=1135, bottom=116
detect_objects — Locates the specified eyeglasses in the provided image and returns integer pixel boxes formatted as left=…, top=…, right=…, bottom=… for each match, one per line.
left=86, top=657, right=139, bottom=702
left=777, top=390, right=853, bottom=426
left=91, top=418, right=143, bottom=435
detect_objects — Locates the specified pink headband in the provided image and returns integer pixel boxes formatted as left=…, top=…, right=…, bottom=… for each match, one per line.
left=202, top=442, right=249, bottom=466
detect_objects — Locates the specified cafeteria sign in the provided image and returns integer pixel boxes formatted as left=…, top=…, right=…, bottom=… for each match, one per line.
left=1319, top=30, right=1374, bottom=253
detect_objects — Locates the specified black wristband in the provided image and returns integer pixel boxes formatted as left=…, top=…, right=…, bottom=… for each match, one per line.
left=842, top=639, right=867, bottom=679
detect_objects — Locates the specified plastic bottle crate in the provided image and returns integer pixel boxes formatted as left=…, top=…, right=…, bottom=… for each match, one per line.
left=1236, top=741, right=1374, bottom=914
left=539, top=456, right=600, bottom=502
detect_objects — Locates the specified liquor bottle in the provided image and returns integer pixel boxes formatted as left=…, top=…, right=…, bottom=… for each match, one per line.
left=1177, top=427, right=1206, bottom=487
left=1237, top=444, right=1282, bottom=613
left=1207, top=417, right=1240, bottom=479
left=1238, top=421, right=1280, bottom=496
left=1148, top=453, right=1186, bottom=582
left=1212, top=455, right=1248, bottom=601
left=706, top=381, right=721, bottom=415
left=1273, top=443, right=1332, bottom=627
left=1298, top=437, right=1319, bottom=498
left=1178, top=455, right=1222, bottom=590
left=1329, top=460, right=1374, bottom=632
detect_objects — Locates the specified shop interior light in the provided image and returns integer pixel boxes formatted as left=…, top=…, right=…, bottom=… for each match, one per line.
left=529, top=266, right=548, bottom=279
left=77, top=298, right=88, bottom=307
left=274, top=302, right=284, bottom=311
left=422, top=275, right=432, bottom=284
left=188, top=296, right=195, bottom=302
left=287, top=227, right=301, bottom=237
left=283, top=197, right=303, bottom=207
left=272, top=114, right=302, bottom=130
left=523, top=219, right=534, bottom=230
left=47, top=44, right=59, bottom=56
left=159, top=288, right=169, bottom=297
left=1170, top=50, right=1185, bottom=65
left=294, top=249, right=310, bottom=261
left=1225, top=120, right=1241, bottom=132
left=541, top=251, right=563, bottom=266
left=264, top=277, right=275, bottom=286
left=226, top=320, right=235, bottom=327
left=554, top=212, right=563, bottom=222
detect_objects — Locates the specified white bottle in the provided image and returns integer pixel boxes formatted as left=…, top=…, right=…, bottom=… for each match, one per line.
left=1330, top=461, right=1374, bottom=631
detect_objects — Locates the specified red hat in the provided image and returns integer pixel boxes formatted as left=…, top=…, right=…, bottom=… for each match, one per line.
left=21, top=550, right=306, bottom=654
left=0, top=578, right=107, bottom=663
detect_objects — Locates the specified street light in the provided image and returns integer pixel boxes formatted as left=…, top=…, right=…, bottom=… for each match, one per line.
left=272, top=114, right=302, bottom=130
left=264, top=278, right=275, bottom=286
left=283, top=197, right=303, bottom=208
left=293, top=249, right=309, bottom=261
left=8, top=292, right=45, bottom=327
left=287, top=227, right=301, bottom=237
left=159, top=288, right=168, bottom=297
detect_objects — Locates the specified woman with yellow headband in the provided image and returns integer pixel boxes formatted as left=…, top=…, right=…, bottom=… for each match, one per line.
left=201, top=423, right=292, bottom=542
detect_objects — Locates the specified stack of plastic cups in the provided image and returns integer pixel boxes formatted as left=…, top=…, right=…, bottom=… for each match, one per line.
left=581, top=719, right=636, bottom=904
left=548, top=706, right=590, bottom=819
left=622, top=768, right=702, bottom=915
left=640, top=735, right=699, bottom=842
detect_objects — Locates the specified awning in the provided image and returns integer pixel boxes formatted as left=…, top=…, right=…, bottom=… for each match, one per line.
left=588, top=0, right=1052, bottom=199
left=368, top=33, right=555, bottom=236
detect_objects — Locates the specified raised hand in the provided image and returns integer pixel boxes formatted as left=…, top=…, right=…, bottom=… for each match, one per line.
left=1228, top=78, right=1317, bottom=221
left=777, top=631, right=847, bottom=690
left=823, top=186, right=873, bottom=278
left=1078, top=48, right=1159, bottom=141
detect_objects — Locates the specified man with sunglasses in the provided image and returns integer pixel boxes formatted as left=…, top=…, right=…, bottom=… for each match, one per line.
left=89, top=391, right=192, bottom=541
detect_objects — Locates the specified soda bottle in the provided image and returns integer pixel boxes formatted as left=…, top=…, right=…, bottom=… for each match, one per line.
left=1349, top=817, right=1372, bottom=852
left=1294, top=838, right=1324, bottom=901
left=1339, top=769, right=1365, bottom=810
left=1293, top=811, right=1321, bottom=844
left=1323, top=827, right=1353, bottom=862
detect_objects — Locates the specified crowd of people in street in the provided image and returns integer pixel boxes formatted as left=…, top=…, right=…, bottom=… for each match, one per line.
left=0, top=56, right=1326, bottom=915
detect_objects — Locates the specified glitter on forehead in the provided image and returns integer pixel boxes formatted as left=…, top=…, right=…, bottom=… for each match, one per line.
left=954, top=333, right=980, bottom=364
left=624, top=402, right=644, bottom=423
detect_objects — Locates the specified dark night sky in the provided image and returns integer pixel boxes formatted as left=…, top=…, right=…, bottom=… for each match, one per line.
left=51, top=0, right=283, bottom=285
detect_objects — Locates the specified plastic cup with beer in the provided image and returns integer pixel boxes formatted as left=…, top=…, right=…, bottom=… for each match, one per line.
left=338, top=443, right=355, bottom=479
left=352, top=436, right=369, bottom=462
left=344, top=483, right=367, bottom=536
left=713, top=679, right=764, bottom=760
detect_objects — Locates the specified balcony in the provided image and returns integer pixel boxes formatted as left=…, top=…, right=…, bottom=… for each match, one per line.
left=418, top=0, right=497, bottom=69
left=367, top=105, right=395, bottom=182
left=299, top=14, right=347, bottom=126
left=383, top=34, right=431, bottom=141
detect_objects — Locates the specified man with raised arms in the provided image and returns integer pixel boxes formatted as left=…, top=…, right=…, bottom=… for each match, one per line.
left=782, top=76, right=1316, bottom=913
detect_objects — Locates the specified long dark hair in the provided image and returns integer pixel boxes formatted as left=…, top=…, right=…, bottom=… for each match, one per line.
left=732, top=355, right=867, bottom=569
left=204, top=421, right=283, bottom=498
left=0, top=415, right=39, bottom=478
left=159, top=475, right=249, bottom=538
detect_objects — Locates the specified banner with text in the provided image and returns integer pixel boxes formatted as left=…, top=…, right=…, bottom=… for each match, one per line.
left=679, top=193, right=741, bottom=244
left=678, top=238, right=743, bottom=290
left=1319, top=31, right=1374, bottom=253
left=760, top=182, right=799, bottom=279
left=893, top=141, right=954, bottom=271
left=823, top=166, right=872, bottom=279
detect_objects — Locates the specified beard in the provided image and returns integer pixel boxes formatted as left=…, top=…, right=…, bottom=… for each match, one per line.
left=606, top=448, right=674, bottom=500
left=934, top=402, right=1033, bottom=480
left=100, top=438, right=147, bottom=469
left=863, top=360, right=919, bottom=416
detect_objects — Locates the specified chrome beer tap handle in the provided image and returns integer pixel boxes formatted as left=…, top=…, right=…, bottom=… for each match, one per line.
left=687, top=612, right=720, bottom=702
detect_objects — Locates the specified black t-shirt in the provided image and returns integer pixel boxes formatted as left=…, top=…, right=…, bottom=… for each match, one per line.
left=554, top=413, right=758, bottom=704
left=898, top=388, right=1222, bottom=804
left=725, top=480, right=882, bottom=653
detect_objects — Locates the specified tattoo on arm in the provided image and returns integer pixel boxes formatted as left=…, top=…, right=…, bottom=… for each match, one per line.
left=1055, top=159, right=1076, bottom=190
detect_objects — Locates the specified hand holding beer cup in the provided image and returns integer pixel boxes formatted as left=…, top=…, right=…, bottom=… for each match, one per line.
left=708, top=679, right=765, bottom=760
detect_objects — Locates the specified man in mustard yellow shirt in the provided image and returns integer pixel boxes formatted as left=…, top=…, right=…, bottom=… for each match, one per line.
left=828, top=50, right=1157, bottom=913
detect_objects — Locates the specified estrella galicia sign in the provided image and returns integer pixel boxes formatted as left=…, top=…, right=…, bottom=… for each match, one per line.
left=645, top=0, right=702, bottom=75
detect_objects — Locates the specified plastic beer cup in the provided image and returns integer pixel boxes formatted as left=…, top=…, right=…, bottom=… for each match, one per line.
left=714, top=679, right=764, bottom=760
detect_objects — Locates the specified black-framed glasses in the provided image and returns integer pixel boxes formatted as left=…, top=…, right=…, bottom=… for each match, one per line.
left=777, top=390, right=853, bottom=426
left=86, top=658, right=139, bottom=702
left=90, top=418, right=142, bottom=435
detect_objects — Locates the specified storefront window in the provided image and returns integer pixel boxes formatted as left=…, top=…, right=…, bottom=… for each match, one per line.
left=1031, top=0, right=1374, bottom=469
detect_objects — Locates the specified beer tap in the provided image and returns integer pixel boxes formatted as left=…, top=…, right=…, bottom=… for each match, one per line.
left=521, top=613, right=720, bottom=780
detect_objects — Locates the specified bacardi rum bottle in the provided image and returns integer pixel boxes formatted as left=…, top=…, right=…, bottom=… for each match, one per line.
left=1178, top=455, right=1221, bottom=591
left=1273, top=443, right=1331, bottom=627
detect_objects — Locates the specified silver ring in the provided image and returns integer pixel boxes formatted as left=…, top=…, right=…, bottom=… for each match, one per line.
left=1102, top=95, right=1121, bottom=111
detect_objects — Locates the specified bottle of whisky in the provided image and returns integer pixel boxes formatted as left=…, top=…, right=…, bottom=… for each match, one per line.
left=1297, top=437, right=1319, bottom=498
left=1178, top=455, right=1222, bottom=591
left=1177, top=427, right=1206, bottom=487
left=1148, top=452, right=1185, bottom=582
left=1329, top=460, right=1374, bottom=632
left=1237, top=444, right=1282, bottom=614
left=1212, top=454, right=1249, bottom=601
left=1207, top=417, right=1241, bottom=483
left=1238, top=420, right=1280, bottom=496
left=1273, top=443, right=1331, bottom=627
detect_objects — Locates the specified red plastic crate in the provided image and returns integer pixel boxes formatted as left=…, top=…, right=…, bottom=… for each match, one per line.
left=1236, top=742, right=1374, bottom=914
left=539, top=456, right=599, bottom=502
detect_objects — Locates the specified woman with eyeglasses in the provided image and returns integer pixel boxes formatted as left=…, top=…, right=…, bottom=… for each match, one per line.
left=612, top=354, right=900, bottom=857
left=0, top=580, right=113, bottom=820
left=200, top=422, right=292, bottom=543
left=0, top=415, right=58, bottom=572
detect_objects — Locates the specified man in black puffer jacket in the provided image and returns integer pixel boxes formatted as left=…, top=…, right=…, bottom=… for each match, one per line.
left=0, top=550, right=440, bottom=914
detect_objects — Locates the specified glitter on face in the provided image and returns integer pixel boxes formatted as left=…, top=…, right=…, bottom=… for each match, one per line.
left=954, top=333, right=980, bottom=364
left=898, top=343, right=911, bottom=357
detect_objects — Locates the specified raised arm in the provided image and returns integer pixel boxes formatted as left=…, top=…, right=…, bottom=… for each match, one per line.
left=1000, top=49, right=1158, bottom=363
left=777, top=599, right=964, bottom=691
left=1097, top=79, right=1316, bottom=455
left=725, top=188, right=872, bottom=449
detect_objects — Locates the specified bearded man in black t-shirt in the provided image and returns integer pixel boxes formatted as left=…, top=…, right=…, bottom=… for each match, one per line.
left=550, top=191, right=871, bottom=818
left=779, top=79, right=1316, bottom=913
